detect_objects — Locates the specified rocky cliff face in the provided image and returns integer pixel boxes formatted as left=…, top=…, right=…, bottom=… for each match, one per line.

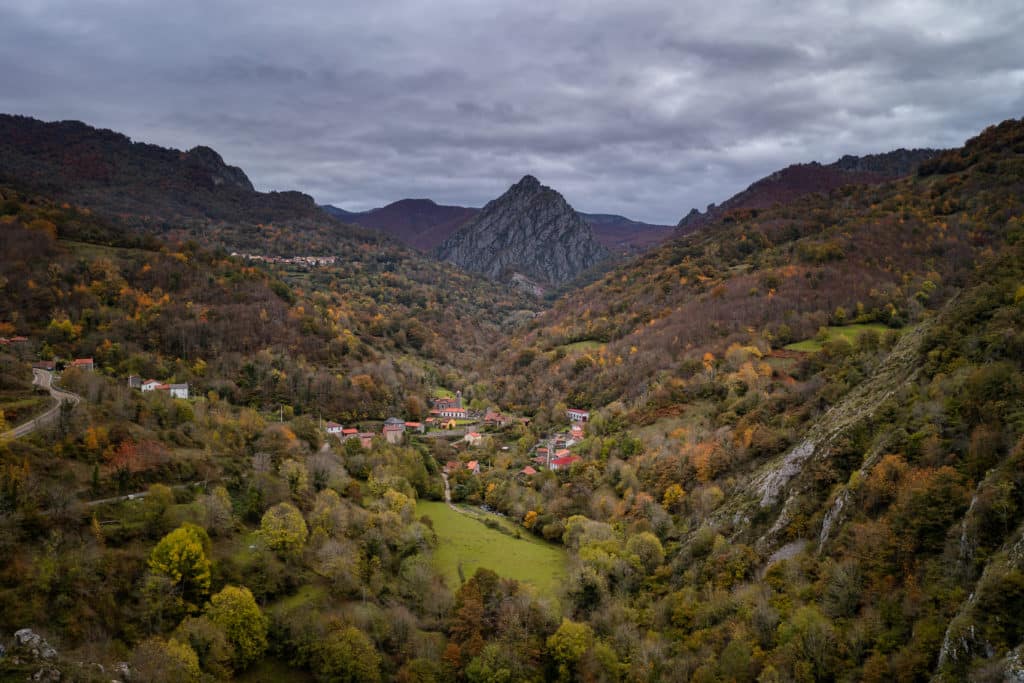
left=435, top=175, right=610, bottom=285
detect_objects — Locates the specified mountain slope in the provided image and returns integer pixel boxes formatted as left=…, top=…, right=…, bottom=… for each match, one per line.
left=0, top=113, right=380, bottom=255
left=435, top=175, right=611, bottom=286
left=678, top=147, right=941, bottom=229
left=322, top=198, right=478, bottom=251
left=323, top=200, right=674, bottom=255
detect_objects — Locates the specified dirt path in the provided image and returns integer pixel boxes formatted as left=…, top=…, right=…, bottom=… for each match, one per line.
left=1, top=369, right=80, bottom=441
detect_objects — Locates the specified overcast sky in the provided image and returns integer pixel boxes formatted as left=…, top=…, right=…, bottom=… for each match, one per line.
left=1, top=1, right=1022, bottom=224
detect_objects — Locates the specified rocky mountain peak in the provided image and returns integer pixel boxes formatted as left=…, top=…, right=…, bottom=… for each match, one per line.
left=436, top=175, right=610, bottom=286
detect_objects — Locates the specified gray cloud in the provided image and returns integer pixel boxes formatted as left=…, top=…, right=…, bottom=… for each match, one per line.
left=1, top=0, right=1022, bottom=223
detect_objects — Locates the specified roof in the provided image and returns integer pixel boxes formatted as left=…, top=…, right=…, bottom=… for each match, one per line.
left=467, top=432, right=481, bottom=438
left=341, top=428, right=358, bottom=434
left=466, top=460, right=478, bottom=469
left=72, top=358, right=94, bottom=365
left=404, top=421, right=423, bottom=427
left=325, top=421, right=343, bottom=428
left=445, top=460, right=461, bottom=472
left=169, top=383, right=188, bottom=390
left=555, top=449, right=571, bottom=457
left=551, top=454, right=582, bottom=468
left=520, top=466, right=537, bottom=475
left=384, top=416, right=405, bottom=425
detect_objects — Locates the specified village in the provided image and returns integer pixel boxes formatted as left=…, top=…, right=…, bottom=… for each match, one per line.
left=10, top=336, right=594, bottom=485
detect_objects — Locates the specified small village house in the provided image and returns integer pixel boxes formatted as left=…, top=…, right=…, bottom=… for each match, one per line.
left=168, top=383, right=189, bottom=400
left=464, top=431, right=483, bottom=446
left=324, top=421, right=344, bottom=435
left=382, top=417, right=406, bottom=444
left=404, top=421, right=425, bottom=434
left=71, top=358, right=94, bottom=371
left=140, top=379, right=162, bottom=392
left=567, top=408, right=590, bottom=422
left=127, top=375, right=142, bottom=389
left=466, top=460, right=480, bottom=475
left=550, top=454, right=582, bottom=471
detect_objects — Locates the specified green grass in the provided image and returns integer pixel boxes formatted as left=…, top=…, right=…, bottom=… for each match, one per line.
left=432, top=387, right=456, bottom=398
left=417, top=500, right=566, bottom=598
left=236, top=658, right=315, bottom=683
left=0, top=394, right=52, bottom=426
left=556, top=340, right=604, bottom=353
left=784, top=323, right=893, bottom=353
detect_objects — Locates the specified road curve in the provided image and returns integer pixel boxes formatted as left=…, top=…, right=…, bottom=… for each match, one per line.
left=0, top=369, right=81, bottom=441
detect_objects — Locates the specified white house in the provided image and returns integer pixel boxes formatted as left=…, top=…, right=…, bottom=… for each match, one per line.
left=567, top=408, right=590, bottom=422
left=140, top=379, right=161, bottom=392
left=325, top=421, right=344, bottom=435
left=168, top=383, right=189, bottom=400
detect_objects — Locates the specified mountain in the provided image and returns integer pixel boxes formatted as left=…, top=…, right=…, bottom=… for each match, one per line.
left=0, top=113, right=374, bottom=254
left=578, top=212, right=676, bottom=253
left=434, top=175, right=611, bottom=287
left=322, top=198, right=478, bottom=251
left=323, top=200, right=674, bottom=254
left=678, top=147, right=941, bottom=229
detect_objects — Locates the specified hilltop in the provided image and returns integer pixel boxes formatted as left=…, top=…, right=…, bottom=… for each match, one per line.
left=436, top=175, right=611, bottom=287
left=678, top=147, right=941, bottom=229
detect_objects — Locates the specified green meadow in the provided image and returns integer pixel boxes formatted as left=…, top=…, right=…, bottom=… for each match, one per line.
left=784, top=323, right=893, bottom=352
left=416, top=500, right=566, bottom=598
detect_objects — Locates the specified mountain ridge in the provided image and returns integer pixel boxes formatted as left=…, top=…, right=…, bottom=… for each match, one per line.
left=435, top=174, right=612, bottom=287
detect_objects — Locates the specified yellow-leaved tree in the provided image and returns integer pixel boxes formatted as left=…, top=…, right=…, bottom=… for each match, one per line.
left=148, top=523, right=212, bottom=614
left=205, top=585, right=268, bottom=671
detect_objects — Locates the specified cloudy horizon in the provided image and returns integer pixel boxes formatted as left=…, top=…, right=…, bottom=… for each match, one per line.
left=1, top=1, right=1022, bottom=224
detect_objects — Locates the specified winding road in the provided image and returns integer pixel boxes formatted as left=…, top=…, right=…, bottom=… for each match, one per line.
left=1, top=369, right=80, bottom=441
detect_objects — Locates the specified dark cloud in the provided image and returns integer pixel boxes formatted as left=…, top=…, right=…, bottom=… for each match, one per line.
left=1, top=0, right=1022, bottom=223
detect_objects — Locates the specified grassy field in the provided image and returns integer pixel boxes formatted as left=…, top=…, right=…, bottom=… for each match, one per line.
left=556, top=340, right=604, bottom=353
left=417, top=500, right=566, bottom=598
left=0, top=393, right=52, bottom=427
left=784, top=323, right=892, bottom=352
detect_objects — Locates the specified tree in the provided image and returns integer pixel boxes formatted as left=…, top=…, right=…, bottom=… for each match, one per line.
left=626, top=532, right=665, bottom=574
left=148, top=523, right=212, bottom=613
left=128, top=637, right=201, bottom=683
left=173, top=615, right=233, bottom=679
left=314, top=625, right=382, bottom=682
left=547, top=618, right=594, bottom=682
left=260, top=501, right=308, bottom=558
left=142, top=483, right=175, bottom=535
left=205, top=585, right=268, bottom=670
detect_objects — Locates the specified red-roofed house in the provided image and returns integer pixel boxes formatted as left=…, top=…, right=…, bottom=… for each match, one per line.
left=358, top=433, right=375, bottom=449
left=483, top=409, right=510, bottom=427
left=32, top=360, right=56, bottom=371
left=464, top=432, right=483, bottom=446
left=140, top=379, right=162, bottom=392
left=550, top=454, right=582, bottom=471
left=341, top=428, right=359, bottom=437
left=436, top=406, right=468, bottom=419
left=519, top=466, right=537, bottom=476
left=445, top=460, right=462, bottom=475
left=466, top=460, right=480, bottom=475
left=71, top=358, right=94, bottom=371
left=405, top=421, right=425, bottom=434
left=567, top=408, right=590, bottom=422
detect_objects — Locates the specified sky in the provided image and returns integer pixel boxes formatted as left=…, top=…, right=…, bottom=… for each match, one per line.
left=1, top=1, right=1022, bottom=224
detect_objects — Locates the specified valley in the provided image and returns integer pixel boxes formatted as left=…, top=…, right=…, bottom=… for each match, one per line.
left=0, top=113, right=1022, bottom=682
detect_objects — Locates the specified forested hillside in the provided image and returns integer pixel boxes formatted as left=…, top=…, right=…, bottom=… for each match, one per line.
left=0, top=116, right=1022, bottom=682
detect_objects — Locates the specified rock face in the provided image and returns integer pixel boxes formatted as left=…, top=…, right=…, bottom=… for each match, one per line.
left=435, top=175, right=610, bottom=285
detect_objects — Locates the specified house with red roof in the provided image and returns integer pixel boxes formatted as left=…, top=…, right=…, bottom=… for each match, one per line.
left=71, top=358, right=94, bottom=371
left=405, top=421, right=425, bottom=434
left=519, top=466, right=537, bottom=476
left=444, top=460, right=462, bottom=475
left=466, top=460, right=480, bottom=475
left=550, top=454, right=582, bottom=471
left=567, top=408, right=590, bottom=422
left=140, top=379, right=162, bottom=392
left=464, top=431, right=483, bottom=446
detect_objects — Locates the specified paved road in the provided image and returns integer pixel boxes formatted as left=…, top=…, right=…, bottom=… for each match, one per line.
left=1, top=369, right=80, bottom=441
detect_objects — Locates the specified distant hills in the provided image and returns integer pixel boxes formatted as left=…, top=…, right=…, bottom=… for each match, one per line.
left=677, top=148, right=942, bottom=229
left=435, top=175, right=611, bottom=287
left=322, top=201, right=675, bottom=255
left=322, top=199, right=478, bottom=251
